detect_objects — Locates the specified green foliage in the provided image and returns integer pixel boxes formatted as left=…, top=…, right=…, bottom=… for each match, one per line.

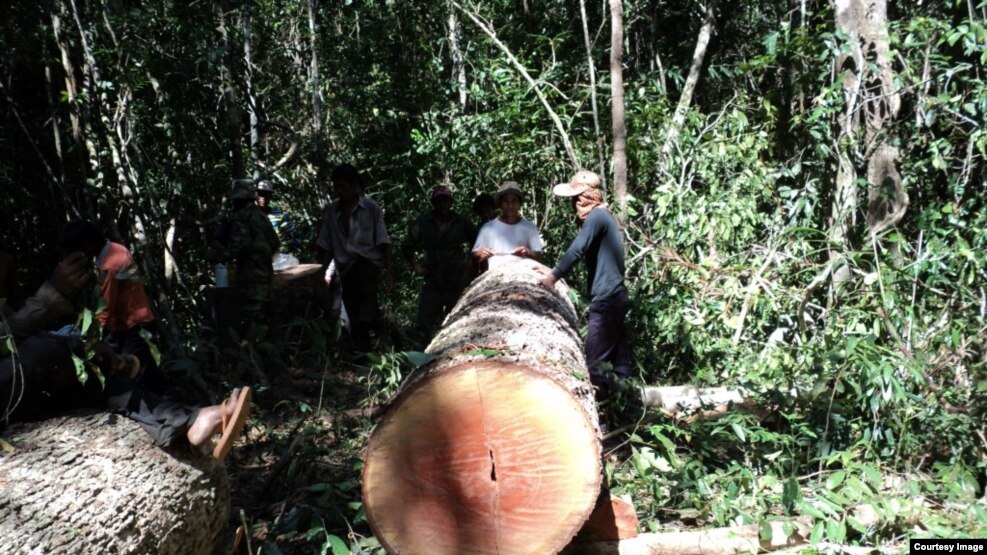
left=2, top=0, right=987, bottom=551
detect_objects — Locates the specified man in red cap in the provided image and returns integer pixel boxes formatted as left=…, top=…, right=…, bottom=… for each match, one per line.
left=403, top=184, right=476, bottom=343
left=537, top=170, right=632, bottom=398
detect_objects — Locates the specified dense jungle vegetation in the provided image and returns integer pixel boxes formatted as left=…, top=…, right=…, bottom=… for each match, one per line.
left=2, top=0, right=986, bottom=552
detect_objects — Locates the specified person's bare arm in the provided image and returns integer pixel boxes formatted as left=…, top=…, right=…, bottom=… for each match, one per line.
left=4, top=252, right=90, bottom=337
left=511, top=246, right=541, bottom=261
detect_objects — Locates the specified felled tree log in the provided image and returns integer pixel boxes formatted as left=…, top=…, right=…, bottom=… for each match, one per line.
left=640, top=386, right=779, bottom=423
left=363, top=260, right=602, bottom=555
left=0, top=412, right=229, bottom=554
left=640, top=386, right=747, bottom=412
left=564, top=518, right=812, bottom=555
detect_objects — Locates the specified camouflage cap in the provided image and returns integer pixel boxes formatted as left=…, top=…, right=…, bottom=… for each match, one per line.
left=495, top=181, right=524, bottom=203
left=257, top=180, right=274, bottom=193
left=230, top=179, right=257, bottom=200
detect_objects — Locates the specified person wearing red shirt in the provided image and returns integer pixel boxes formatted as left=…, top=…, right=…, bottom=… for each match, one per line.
left=60, top=221, right=162, bottom=389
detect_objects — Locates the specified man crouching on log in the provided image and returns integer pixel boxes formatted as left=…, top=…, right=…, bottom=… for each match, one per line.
left=536, top=170, right=632, bottom=401
left=0, top=251, right=250, bottom=461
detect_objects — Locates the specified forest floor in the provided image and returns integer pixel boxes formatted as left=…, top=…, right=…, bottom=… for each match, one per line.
left=221, top=357, right=380, bottom=555
left=196, top=285, right=969, bottom=554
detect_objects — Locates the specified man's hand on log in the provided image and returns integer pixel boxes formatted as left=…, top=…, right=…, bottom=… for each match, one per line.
left=533, top=265, right=556, bottom=289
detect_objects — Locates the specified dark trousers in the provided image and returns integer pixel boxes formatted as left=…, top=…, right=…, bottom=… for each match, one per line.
left=585, top=288, right=633, bottom=393
left=2, top=334, right=195, bottom=446
left=417, top=282, right=463, bottom=342
left=104, top=324, right=167, bottom=393
left=340, top=259, right=382, bottom=352
left=101, top=373, right=197, bottom=447
left=0, top=334, right=77, bottom=421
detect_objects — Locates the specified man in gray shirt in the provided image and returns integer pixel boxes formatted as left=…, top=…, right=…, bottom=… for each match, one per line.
left=537, top=170, right=632, bottom=397
left=315, top=164, right=393, bottom=353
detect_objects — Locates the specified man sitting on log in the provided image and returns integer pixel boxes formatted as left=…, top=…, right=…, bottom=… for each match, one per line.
left=537, top=170, right=633, bottom=399
left=472, top=181, right=543, bottom=271
left=59, top=220, right=166, bottom=392
left=0, top=250, right=250, bottom=461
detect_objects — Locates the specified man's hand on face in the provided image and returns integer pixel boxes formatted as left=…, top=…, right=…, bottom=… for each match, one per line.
left=51, top=252, right=92, bottom=296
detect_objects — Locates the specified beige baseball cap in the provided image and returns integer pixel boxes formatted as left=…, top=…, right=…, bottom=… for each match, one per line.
left=496, top=181, right=524, bottom=203
left=553, top=170, right=601, bottom=196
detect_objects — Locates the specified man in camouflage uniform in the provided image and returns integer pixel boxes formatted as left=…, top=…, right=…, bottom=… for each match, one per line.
left=209, top=179, right=280, bottom=334
left=403, top=185, right=475, bottom=343
left=256, top=179, right=303, bottom=254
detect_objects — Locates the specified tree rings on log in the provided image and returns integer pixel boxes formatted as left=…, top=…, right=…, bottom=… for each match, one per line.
left=363, top=261, right=602, bottom=554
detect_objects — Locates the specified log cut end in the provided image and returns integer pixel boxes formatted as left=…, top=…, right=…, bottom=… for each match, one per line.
left=363, top=361, right=602, bottom=555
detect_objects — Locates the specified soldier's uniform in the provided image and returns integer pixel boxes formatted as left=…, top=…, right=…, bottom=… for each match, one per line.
left=404, top=190, right=475, bottom=340
left=257, top=180, right=303, bottom=254
left=210, top=180, right=280, bottom=328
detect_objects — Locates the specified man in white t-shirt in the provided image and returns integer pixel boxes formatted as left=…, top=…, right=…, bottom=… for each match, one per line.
left=472, top=181, right=543, bottom=271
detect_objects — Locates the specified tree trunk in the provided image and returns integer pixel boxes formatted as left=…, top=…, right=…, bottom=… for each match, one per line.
left=448, top=3, right=468, bottom=109
left=609, top=0, right=627, bottom=214
left=363, top=260, right=602, bottom=555
left=243, top=4, right=260, bottom=170
left=830, top=0, right=905, bottom=288
left=216, top=1, right=245, bottom=179
left=0, top=412, right=229, bottom=554
left=307, top=0, right=325, bottom=178
left=580, top=0, right=607, bottom=187
left=564, top=518, right=812, bottom=555
left=662, top=0, right=718, bottom=154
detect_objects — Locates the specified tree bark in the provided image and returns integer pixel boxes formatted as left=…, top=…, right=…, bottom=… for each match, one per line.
left=609, top=0, right=628, bottom=215
left=564, top=518, right=811, bottom=555
left=830, top=0, right=905, bottom=288
left=363, top=260, right=602, bottom=555
left=448, top=3, right=468, bottom=109
left=0, top=412, right=229, bottom=554
left=662, top=0, right=718, bottom=154
left=216, top=1, right=245, bottom=179
left=243, top=4, right=260, bottom=170
left=307, top=0, right=325, bottom=178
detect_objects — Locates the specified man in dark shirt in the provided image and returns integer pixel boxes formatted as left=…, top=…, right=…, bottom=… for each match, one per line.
left=403, top=185, right=475, bottom=343
left=537, top=170, right=632, bottom=396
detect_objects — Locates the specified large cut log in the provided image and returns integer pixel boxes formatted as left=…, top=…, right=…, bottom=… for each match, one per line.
left=363, top=259, right=602, bottom=555
left=0, top=412, right=229, bottom=554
